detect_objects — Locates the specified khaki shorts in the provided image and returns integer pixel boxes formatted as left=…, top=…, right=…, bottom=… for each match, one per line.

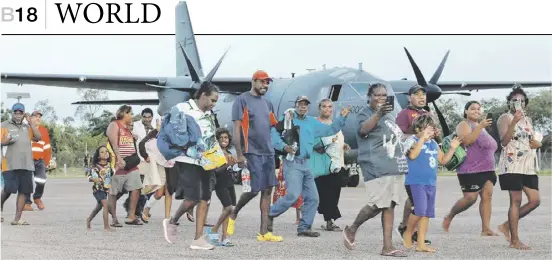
left=110, top=170, right=143, bottom=196
left=364, top=175, right=406, bottom=209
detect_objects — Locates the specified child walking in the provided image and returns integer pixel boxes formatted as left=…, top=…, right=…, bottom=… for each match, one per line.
left=204, top=128, right=239, bottom=246
left=86, top=145, right=113, bottom=231
left=402, top=115, right=460, bottom=252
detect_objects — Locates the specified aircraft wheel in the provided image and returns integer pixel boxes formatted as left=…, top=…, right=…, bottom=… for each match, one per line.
left=347, top=174, right=360, bottom=187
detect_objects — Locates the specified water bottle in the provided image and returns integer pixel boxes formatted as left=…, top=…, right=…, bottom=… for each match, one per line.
left=241, top=167, right=251, bottom=193
left=286, top=142, right=298, bottom=161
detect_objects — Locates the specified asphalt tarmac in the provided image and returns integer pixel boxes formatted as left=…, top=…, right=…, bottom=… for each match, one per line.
left=1, top=176, right=551, bottom=260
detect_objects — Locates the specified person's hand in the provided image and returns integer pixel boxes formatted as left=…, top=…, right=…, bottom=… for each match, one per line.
left=450, top=136, right=462, bottom=149
left=117, top=158, right=126, bottom=169
left=376, top=104, right=393, bottom=117
left=25, top=113, right=31, bottom=123
left=434, top=127, right=441, bottom=138
left=422, top=126, right=434, bottom=141
left=512, top=110, right=523, bottom=124
left=530, top=139, right=541, bottom=149
left=478, top=118, right=492, bottom=129
left=341, top=106, right=351, bottom=117
left=1, top=133, right=12, bottom=144
left=284, top=145, right=296, bottom=154
left=343, top=143, right=351, bottom=151
left=237, top=154, right=247, bottom=168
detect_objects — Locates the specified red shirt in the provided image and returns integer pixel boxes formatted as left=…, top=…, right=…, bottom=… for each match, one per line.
left=395, top=107, right=431, bottom=134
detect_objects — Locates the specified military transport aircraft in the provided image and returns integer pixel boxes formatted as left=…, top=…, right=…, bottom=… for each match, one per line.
left=2, top=1, right=550, bottom=187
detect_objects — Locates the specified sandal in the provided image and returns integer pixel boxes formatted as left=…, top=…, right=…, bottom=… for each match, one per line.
left=381, top=249, right=408, bottom=257
left=125, top=218, right=144, bottom=225
left=111, top=222, right=123, bottom=227
left=186, top=212, right=195, bottom=222
left=141, top=213, right=150, bottom=224
left=11, top=220, right=30, bottom=225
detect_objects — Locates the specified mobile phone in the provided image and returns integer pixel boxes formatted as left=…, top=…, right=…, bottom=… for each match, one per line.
left=486, top=113, right=493, bottom=120
left=513, top=100, right=522, bottom=111
left=386, top=96, right=395, bottom=110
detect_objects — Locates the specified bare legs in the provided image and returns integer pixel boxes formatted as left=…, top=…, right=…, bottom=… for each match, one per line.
left=86, top=199, right=111, bottom=231
left=1, top=191, right=26, bottom=223
left=498, top=187, right=540, bottom=250
left=443, top=180, right=498, bottom=235
left=403, top=214, right=435, bottom=252
left=343, top=203, right=401, bottom=254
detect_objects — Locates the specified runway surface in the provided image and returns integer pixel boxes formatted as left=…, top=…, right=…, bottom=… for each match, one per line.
left=1, top=176, right=551, bottom=260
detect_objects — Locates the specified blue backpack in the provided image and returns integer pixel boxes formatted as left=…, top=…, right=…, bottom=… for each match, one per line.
left=157, top=105, right=203, bottom=160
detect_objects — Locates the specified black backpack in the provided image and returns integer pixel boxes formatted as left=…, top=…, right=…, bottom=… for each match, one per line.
left=273, top=118, right=300, bottom=157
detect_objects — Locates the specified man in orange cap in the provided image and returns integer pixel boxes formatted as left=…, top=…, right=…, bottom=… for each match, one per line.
left=23, top=111, right=52, bottom=211
left=224, top=70, right=283, bottom=242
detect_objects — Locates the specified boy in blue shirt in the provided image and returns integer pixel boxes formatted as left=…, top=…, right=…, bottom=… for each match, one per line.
left=402, top=115, right=460, bottom=252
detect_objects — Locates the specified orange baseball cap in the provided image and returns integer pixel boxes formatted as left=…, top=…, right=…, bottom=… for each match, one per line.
left=252, top=70, right=272, bottom=81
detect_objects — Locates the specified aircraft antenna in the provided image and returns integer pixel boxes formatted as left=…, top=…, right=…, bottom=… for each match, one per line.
left=6, top=92, right=31, bottom=103
left=358, top=63, right=363, bottom=71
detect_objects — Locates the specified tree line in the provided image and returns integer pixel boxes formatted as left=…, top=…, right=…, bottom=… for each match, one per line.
left=1, top=88, right=551, bottom=168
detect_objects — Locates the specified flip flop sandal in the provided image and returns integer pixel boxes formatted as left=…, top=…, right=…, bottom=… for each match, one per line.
left=125, top=218, right=143, bottom=225
left=321, top=224, right=334, bottom=231
left=204, top=223, right=214, bottom=227
left=11, top=220, right=30, bottom=225
left=111, top=222, right=123, bottom=227
left=186, top=212, right=195, bottom=222
left=342, top=227, right=356, bottom=250
left=381, top=249, right=408, bottom=257
left=141, top=213, right=150, bottom=224
left=331, top=224, right=343, bottom=231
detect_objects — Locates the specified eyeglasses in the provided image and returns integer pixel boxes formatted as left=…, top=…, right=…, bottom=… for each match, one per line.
left=511, top=98, right=526, bottom=103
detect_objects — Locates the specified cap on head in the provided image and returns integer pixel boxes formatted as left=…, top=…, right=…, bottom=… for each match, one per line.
left=295, top=95, right=311, bottom=105
left=408, top=85, right=427, bottom=95
left=11, top=103, right=25, bottom=112
left=31, top=111, right=43, bottom=117
left=252, top=70, right=272, bottom=82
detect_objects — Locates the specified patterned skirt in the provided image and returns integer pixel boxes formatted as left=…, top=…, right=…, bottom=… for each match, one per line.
left=272, top=160, right=303, bottom=208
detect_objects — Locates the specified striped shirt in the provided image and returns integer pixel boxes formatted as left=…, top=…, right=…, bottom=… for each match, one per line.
left=107, top=121, right=138, bottom=175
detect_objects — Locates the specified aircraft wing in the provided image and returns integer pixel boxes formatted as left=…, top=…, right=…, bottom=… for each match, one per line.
left=0, top=73, right=253, bottom=94
left=1, top=73, right=170, bottom=92
left=438, top=81, right=552, bottom=91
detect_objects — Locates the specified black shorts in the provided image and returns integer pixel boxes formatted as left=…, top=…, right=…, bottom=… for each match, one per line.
left=174, top=162, right=215, bottom=201
left=93, top=190, right=108, bottom=204
left=214, top=168, right=237, bottom=207
left=457, top=171, right=497, bottom=193
left=2, top=170, right=33, bottom=194
left=499, top=173, right=539, bottom=191
left=165, top=166, right=178, bottom=196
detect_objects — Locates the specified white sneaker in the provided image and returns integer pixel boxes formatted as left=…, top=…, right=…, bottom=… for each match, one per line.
left=190, top=236, right=215, bottom=250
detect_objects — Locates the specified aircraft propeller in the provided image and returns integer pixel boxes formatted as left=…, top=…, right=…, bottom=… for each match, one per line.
left=403, top=47, right=452, bottom=136
left=145, top=43, right=230, bottom=91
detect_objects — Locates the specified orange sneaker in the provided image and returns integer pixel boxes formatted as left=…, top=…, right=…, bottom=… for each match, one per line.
left=23, top=204, right=34, bottom=211
left=34, top=199, right=44, bottom=210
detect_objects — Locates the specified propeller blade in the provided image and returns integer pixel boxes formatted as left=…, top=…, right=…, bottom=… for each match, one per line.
left=204, top=47, right=230, bottom=83
left=179, top=43, right=200, bottom=83
left=429, top=50, right=450, bottom=84
left=441, top=91, right=472, bottom=96
left=432, top=101, right=450, bottom=137
left=403, top=47, right=427, bottom=86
